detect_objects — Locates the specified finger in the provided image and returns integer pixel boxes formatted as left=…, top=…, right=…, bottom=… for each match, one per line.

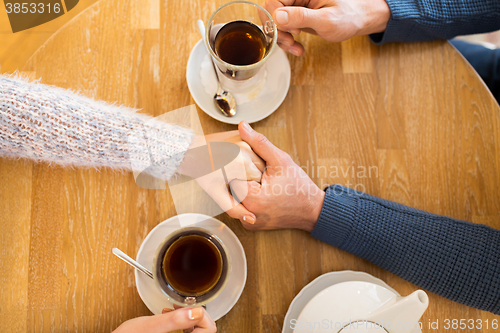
left=231, top=179, right=260, bottom=203
left=246, top=161, right=263, bottom=183
left=223, top=148, right=261, bottom=183
left=261, top=0, right=285, bottom=21
left=146, top=308, right=209, bottom=332
left=274, top=6, right=326, bottom=32
left=226, top=201, right=256, bottom=225
left=260, top=1, right=303, bottom=36
left=258, top=1, right=274, bottom=28
left=238, top=121, right=285, bottom=165
left=193, top=165, right=256, bottom=222
left=230, top=180, right=261, bottom=227
left=226, top=181, right=257, bottom=225
left=183, top=308, right=216, bottom=333
left=251, top=156, right=266, bottom=173
left=238, top=141, right=266, bottom=173
left=278, top=39, right=305, bottom=56
left=191, top=308, right=217, bottom=333
left=276, top=29, right=295, bottom=47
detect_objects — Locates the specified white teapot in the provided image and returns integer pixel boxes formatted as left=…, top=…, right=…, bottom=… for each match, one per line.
left=293, top=281, right=429, bottom=333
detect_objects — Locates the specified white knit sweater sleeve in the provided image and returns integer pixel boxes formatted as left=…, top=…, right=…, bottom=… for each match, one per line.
left=0, top=76, right=194, bottom=180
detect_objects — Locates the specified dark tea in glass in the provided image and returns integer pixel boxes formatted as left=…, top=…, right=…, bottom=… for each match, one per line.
left=214, top=20, right=267, bottom=66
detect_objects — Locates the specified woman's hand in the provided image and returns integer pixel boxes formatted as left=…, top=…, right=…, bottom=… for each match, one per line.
left=177, top=130, right=265, bottom=223
left=113, top=307, right=216, bottom=333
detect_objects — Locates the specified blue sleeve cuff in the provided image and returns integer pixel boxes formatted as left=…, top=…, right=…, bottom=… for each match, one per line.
left=310, top=185, right=359, bottom=248
left=369, top=0, right=500, bottom=44
left=369, top=0, right=421, bottom=44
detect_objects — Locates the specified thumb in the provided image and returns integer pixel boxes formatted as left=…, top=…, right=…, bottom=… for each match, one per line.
left=274, top=7, right=325, bottom=31
left=225, top=202, right=256, bottom=225
left=238, top=121, right=282, bottom=165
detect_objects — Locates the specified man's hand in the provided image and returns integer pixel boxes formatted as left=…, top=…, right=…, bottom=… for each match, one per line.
left=231, top=122, right=325, bottom=232
left=113, top=307, right=216, bottom=333
left=261, top=0, right=391, bottom=56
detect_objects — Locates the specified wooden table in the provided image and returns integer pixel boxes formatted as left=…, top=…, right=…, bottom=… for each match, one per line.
left=1, top=0, right=500, bottom=332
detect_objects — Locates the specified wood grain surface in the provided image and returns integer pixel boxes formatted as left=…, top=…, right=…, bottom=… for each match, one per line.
left=1, top=0, right=500, bottom=332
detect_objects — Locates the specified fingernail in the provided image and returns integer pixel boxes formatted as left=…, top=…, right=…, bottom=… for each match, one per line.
left=243, top=215, right=256, bottom=225
left=188, top=307, right=204, bottom=320
left=289, top=48, right=300, bottom=56
left=241, top=121, right=253, bottom=133
left=275, top=10, right=289, bottom=25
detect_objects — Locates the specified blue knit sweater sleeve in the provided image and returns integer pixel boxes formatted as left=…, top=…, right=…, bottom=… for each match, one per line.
left=369, top=0, right=500, bottom=44
left=310, top=185, right=500, bottom=315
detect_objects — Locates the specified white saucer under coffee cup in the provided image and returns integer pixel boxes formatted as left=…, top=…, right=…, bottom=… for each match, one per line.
left=135, top=214, right=247, bottom=320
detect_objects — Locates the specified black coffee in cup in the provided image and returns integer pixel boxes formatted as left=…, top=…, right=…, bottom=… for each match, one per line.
left=153, top=227, right=229, bottom=304
left=162, top=234, right=223, bottom=295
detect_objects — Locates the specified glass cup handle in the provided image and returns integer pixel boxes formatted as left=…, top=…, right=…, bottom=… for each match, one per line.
left=263, top=20, right=274, bottom=35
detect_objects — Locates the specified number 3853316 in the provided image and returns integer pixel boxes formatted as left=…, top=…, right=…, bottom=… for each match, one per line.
left=443, top=318, right=498, bottom=330
left=5, top=2, right=61, bottom=14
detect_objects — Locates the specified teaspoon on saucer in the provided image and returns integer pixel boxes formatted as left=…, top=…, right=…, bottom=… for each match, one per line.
left=197, top=19, right=236, bottom=117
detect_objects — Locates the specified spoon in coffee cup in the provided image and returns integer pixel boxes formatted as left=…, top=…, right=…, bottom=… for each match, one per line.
left=197, top=19, right=237, bottom=117
left=112, top=247, right=153, bottom=279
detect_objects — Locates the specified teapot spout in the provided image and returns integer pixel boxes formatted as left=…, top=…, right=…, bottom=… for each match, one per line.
left=367, top=290, right=429, bottom=333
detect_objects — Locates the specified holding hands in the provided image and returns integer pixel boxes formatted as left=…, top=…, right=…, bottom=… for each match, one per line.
left=261, top=0, right=391, bottom=56
left=232, top=122, right=325, bottom=232
left=177, top=130, right=265, bottom=222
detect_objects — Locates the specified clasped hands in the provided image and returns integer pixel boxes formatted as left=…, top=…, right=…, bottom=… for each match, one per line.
left=178, top=122, right=324, bottom=232
left=180, top=121, right=325, bottom=233
left=228, top=121, right=325, bottom=233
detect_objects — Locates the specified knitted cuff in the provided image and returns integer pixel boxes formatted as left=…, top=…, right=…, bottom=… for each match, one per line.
left=131, top=123, right=194, bottom=181
left=310, top=185, right=359, bottom=248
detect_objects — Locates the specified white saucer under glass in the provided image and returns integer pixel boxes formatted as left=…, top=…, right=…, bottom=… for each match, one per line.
left=186, top=39, right=291, bottom=124
left=135, top=213, right=247, bottom=321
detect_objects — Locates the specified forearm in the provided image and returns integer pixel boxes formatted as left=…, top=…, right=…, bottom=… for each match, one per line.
left=311, top=185, right=500, bottom=314
left=370, top=0, right=500, bottom=44
left=0, top=76, right=193, bottom=180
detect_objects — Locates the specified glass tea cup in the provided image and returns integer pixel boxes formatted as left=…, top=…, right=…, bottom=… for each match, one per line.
left=205, top=0, right=277, bottom=82
left=152, top=227, right=231, bottom=307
